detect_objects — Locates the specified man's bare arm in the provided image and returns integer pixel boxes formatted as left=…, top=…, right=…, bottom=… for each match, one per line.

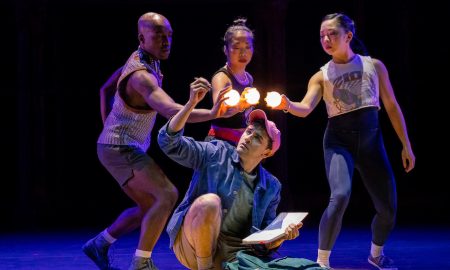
left=130, top=70, right=225, bottom=122
left=100, top=66, right=123, bottom=123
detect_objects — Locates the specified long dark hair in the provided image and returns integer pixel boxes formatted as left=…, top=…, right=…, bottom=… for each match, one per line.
left=322, top=13, right=368, bottom=56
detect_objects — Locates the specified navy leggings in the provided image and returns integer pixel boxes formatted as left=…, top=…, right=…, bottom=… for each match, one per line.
left=319, top=107, right=397, bottom=250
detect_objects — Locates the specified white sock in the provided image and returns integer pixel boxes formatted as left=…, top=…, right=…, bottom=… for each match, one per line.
left=370, top=242, right=384, bottom=258
left=317, top=249, right=331, bottom=267
left=101, top=229, right=117, bottom=244
left=135, top=249, right=152, bottom=258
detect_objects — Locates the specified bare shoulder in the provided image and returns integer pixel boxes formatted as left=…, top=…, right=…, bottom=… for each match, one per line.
left=212, top=72, right=232, bottom=89
left=212, top=71, right=231, bottom=82
left=371, top=58, right=389, bottom=75
left=310, top=70, right=324, bottom=83
left=129, top=69, right=158, bottom=85
left=128, top=69, right=160, bottom=95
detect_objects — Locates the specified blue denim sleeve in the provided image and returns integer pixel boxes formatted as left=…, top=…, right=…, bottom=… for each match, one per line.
left=157, top=122, right=215, bottom=169
left=261, top=182, right=282, bottom=229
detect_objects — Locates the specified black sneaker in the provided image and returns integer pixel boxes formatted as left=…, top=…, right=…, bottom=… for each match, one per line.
left=368, top=255, right=398, bottom=270
left=128, top=256, right=159, bottom=270
left=82, top=235, right=117, bottom=270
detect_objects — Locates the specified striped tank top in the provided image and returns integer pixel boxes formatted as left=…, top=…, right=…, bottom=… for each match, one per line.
left=97, top=48, right=161, bottom=151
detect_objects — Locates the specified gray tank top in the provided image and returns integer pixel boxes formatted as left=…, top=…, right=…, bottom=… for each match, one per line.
left=321, top=55, right=380, bottom=118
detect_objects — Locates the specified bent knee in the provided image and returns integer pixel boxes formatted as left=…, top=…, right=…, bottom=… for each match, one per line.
left=136, top=186, right=178, bottom=212
left=156, top=185, right=178, bottom=208
left=194, top=193, right=222, bottom=215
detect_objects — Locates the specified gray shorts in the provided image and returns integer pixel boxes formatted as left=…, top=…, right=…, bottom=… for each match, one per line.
left=97, top=144, right=152, bottom=186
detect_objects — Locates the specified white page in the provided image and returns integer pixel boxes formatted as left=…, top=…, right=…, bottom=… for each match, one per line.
left=242, top=212, right=308, bottom=244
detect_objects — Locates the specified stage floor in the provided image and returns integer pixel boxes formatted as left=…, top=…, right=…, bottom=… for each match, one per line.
left=1, top=225, right=449, bottom=269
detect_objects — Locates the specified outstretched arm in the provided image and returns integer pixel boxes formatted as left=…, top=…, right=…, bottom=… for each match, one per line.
left=272, top=71, right=323, bottom=118
left=374, top=58, right=416, bottom=172
left=157, top=78, right=228, bottom=169
left=130, top=71, right=226, bottom=123
left=100, top=66, right=123, bottom=123
left=168, top=78, right=213, bottom=133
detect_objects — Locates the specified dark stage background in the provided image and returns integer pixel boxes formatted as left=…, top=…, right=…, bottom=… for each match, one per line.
left=3, top=0, right=448, bottom=231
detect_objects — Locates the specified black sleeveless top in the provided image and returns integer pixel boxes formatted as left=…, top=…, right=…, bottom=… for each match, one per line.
left=210, top=67, right=254, bottom=129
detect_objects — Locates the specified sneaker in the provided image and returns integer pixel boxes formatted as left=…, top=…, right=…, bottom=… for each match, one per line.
left=82, top=234, right=116, bottom=270
left=368, top=255, right=398, bottom=270
left=128, top=256, right=159, bottom=270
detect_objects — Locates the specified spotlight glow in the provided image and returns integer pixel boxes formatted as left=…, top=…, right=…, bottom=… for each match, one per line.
left=224, top=89, right=240, bottom=106
left=265, top=91, right=282, bottom=107
left=244, top=88, right=260, bottom=105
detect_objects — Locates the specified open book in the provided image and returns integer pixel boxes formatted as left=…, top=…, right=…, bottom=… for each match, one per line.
left=242, top=212, right=308, bottom=245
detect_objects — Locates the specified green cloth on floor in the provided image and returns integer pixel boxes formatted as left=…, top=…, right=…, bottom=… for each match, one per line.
left=224, top=250, right=328, bottom=270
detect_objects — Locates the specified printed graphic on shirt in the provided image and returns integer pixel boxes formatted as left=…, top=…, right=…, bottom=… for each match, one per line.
left=331, top=70, right=377, bottom=113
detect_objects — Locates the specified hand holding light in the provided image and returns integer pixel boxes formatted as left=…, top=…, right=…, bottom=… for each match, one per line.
left=243, top=87, right=260, bottom=105
left=224, top=89, right=240, bottom=106
left=265, top=91, right=282, bottom=108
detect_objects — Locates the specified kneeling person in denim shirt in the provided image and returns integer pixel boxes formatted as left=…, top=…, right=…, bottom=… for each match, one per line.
left=158, top=92, right=302, bottom=269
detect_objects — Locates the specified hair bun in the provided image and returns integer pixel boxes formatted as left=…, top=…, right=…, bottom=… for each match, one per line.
left=233, top=18, right=247, bottom=26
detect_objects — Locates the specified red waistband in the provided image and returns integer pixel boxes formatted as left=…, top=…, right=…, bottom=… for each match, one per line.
left=208, top=126, right=245, bottom=144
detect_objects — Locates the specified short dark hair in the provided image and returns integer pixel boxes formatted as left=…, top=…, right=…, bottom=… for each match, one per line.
left=251, top=119, right=273, bottom=151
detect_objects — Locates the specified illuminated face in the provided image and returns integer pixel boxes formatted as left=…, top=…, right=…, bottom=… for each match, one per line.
left=140, top=19, right=173, bottom=60
left=225, top=30, right=254, bottom=66
left=319, top=19, right=349, bottom=56
left=237, top=124, right=271, bottom=160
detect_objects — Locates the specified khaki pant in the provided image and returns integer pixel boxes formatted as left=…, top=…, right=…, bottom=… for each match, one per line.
left=173, top=225, right=225, bottom=269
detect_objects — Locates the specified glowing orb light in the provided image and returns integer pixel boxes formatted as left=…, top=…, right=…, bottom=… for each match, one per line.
left=265, top=91, right=282, bottom=107
left=244, top=88, right=260, bottom=105
left=224, top=89, right=240, bottom=106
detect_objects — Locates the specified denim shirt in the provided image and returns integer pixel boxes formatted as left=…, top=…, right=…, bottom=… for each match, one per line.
left=157, top=123, right=282, bottom=248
